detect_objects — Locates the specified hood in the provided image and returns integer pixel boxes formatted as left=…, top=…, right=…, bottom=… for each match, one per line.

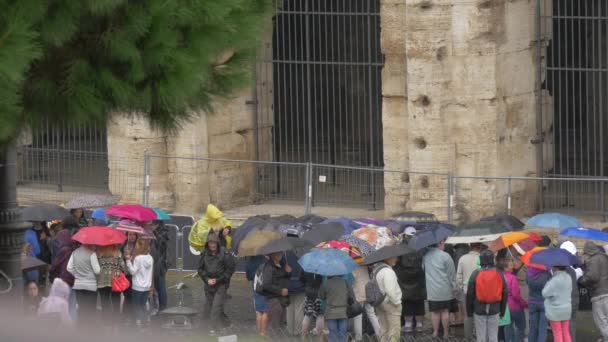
left=206, top=232, right=220, bottom=247
left=479, top=250, right=495, bottom=267
left=48, top=278, right=71, bottom=301
left=584, top=241, right=604, bottom=256
left=205, top=204, right=224, bottom=222
left=560, top=241, right=577, bottom=256
left=56, top=230, right=73, bottom=248
left=91, top=208, right=108, bottom=224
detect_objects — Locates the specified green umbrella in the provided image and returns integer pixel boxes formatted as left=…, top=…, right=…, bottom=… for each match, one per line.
left=152, top=208, right=171, bottom=221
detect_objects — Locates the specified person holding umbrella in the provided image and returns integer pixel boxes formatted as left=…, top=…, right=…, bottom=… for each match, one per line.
left=260, top=251, right=292, bottom=336
left=66, top=243, right=100, bottom=324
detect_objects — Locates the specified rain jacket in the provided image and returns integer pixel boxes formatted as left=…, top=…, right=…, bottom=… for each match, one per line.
left=188, top=204, right=233, bottom=252
left=542, top=270, right=572, bottom=321
left=504, top=271, right=527, bottom=312
left=579, top=242, right=608, bottom=299
left=126, top=254, right=153, bottom=292
left=260, top=259, right=291, bottom=305
left=394, top=252, right=426, bottom=301
left=197, top=233, right=235, bottom=287
left=152, top=223, right=170, bottom=278
left=25, top=229, right=41, bottom=257
left=376, top=262, right=402, bottom=306
left=423, top=247, right=456, bottom=302
left=37, top=278, right=73, bottom=325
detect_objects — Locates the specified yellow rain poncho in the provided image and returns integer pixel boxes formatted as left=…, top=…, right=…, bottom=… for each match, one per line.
left=188, top=204, right=233, bottom=252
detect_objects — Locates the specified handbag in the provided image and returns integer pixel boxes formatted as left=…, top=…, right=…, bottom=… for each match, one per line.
left=111, top=257, right=130, bottom=292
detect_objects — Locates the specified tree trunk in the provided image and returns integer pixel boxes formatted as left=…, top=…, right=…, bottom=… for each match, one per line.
left=0, top=141, right=29, bottom=297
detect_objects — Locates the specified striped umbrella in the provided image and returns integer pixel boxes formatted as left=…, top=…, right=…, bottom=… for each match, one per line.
left=115, top=220, right=145, bottom=234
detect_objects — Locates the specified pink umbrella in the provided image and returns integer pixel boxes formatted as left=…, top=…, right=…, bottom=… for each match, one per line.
left=106, top=204, right=157, bottom=222
left=72, top=226, right=127, bottom=246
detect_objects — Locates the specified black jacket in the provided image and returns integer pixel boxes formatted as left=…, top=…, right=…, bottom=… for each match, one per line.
left=394, top=252, right=426, bottom=301
left=197, top=246, right=235, bottom=287
left=579, top=242, right=608, bottom=298
left=300, top=271, right=323, bottom=299
left=261, top=260, right=291, bottom=300
left=152, top=223, right=170, bottom=278
left=466, top=268, right=508, bottom=317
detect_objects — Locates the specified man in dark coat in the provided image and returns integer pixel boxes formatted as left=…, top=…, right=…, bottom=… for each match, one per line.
left=198, top=232, right=236, bottom=331
left=151, top=220, right=170, bottom=312
left=395, top=250, right=426, bottom=333
left=260, top=251, right=291, bottom=336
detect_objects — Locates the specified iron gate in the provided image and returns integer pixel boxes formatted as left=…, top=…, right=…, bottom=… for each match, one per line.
left=18, top=119, right=109, bottom=190
left=541, top=0, right=608, bottom=214
left=255, top=0, right=384, bottom=208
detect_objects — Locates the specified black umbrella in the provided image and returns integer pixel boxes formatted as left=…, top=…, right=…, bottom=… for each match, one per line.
left=480, top=215, right=525, bottom=231
left=362, top=243, right=415, bottom=265
left=256, top=237, right=314, bottom=256
left=408, top=223, right=453, bottom=250
left=301, top=223, right=344, bottom=245
left=446, top=222, right=510, bottom=244
left=22, top=204, right=69, bottom=221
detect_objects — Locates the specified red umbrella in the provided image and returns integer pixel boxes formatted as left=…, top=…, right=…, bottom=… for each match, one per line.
left=106, top=204, right=157, bottom=222
left=72, top=226, right=127, bottom=246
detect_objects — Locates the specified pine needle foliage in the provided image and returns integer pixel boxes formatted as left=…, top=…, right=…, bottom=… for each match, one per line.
left=0, top=0, right=276, bottom=144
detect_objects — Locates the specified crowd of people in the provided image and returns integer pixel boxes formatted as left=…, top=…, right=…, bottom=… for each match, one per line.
left=19, top=205, right=608, bottom=342
left=22, top=208, right=170, bottom=329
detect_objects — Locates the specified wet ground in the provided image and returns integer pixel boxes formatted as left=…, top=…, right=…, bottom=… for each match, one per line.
left=161, top=271, right=602, bottom=341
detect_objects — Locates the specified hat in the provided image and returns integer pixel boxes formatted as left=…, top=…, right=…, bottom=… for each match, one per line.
left=560, top=241, right=577, bottom=256
left=404, top=227, right=417, bottom=236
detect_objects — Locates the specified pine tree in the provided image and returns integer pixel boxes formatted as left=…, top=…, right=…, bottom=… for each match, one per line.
left=0, top=0, right=276, bottom=143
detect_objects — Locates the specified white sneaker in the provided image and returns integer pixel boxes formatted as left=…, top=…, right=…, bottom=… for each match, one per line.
left=415, top=323, right=424, bottom=333
left=402, top=323, right=413, bottom=333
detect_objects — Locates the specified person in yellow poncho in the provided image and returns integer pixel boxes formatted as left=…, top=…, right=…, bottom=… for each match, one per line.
left=188, top=204, right=233, bottom=254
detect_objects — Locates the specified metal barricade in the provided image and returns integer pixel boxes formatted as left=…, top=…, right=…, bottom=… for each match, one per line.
left=180, top=225, right=200, bottom=272
left=164, top=224, right=180, bottom=271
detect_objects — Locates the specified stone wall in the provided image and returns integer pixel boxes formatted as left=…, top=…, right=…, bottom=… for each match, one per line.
left=382, top=0, right=540, bottom=222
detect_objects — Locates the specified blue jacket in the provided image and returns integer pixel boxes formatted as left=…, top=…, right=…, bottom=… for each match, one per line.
left=246, top=256, right=266, bottom=282
left=527, top=267, right=551, bottom=305
left=285, top=251, right=305, bottom=293
left=25, top=229, right=41, bottom=257
left=542, top=271, right=572, bottom=321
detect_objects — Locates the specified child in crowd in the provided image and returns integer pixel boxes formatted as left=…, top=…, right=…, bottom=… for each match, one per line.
left=542, top=266, right=573, bottom=342
left=126, top=239, right=154, bottom=327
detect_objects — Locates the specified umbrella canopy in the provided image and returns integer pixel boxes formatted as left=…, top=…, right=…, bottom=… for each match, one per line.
left=560, top=227, right=608, bottom=242
left=392, top=211, right=439, bottom=223
left=488, top=231, right=530, bottom=252
left=106, top=204, right=157, bottom=222
left=511, top=238, right=538, bottom=255
left=91, top=208, right=109, bottom=224
left=65, top=195, right=117, bottom=209
left=479, top=215, right=525, bottom=231
left=238, top=229, right=283, bottom=257
left=320, top=218, right=359, bottom=235
left=527, top=213, right=581, bottom=229
left=230, top=216, right=272, bottom=253
left=317, top=240, right=364, bottom=264
left=407, top=224, right=453, bottom=250
left=362, top=243, right=415, bottom=265
left=446, top=222, right=510, bottom=244
left=520, top=247, right=548, bottom=270
left=22, top=204, right=69, bottom=221
left=530, top=248, right=580, bottom=267
left=339, top=235, right=374, bottom=256
left=72, top=226, right=127, bottom=246
left=301, top=223, right=344, bottom=245
left=298, top=248, right=358, bottom=276
left=152, top=208, right=171, bottom=221
left=256, top=237, right=314, bottom=256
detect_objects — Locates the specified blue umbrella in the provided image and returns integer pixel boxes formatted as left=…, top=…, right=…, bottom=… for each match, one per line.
left=530, top=248, right=580, bottom=267
left=298, top=248, right=358, bottom=276
left=560, top=227, right=608, bottom=242
left=527, top=213, right=581, bottom=229
left=408, top=223, right=453, bottom=250
left=91, top=208, right=109, bottom=224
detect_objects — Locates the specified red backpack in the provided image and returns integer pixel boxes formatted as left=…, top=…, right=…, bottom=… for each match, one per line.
left=475, top=269, right=503, bottom=303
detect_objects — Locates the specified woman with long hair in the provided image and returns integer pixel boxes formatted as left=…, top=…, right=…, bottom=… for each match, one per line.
left=126, top=239, right=154, bottom=327
left=96, top=245, right=125, bottom=326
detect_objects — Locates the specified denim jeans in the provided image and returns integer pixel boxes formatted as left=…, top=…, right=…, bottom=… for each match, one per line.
left=154, top=274, right=167, bottom=311
left=528, top=303, right=548, bottom=342
left=131, top=290, right=149, bottom=323
left=505, top=309, right=526, bottom=342
left=327, top=319, right=348, bottom=342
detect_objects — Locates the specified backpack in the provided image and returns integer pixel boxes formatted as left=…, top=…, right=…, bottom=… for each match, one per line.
left=475, top=269, right=503, bottom=303
left=253, top=263, right=266, bottom=294
left=365, top=265, right=389, bottom=307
